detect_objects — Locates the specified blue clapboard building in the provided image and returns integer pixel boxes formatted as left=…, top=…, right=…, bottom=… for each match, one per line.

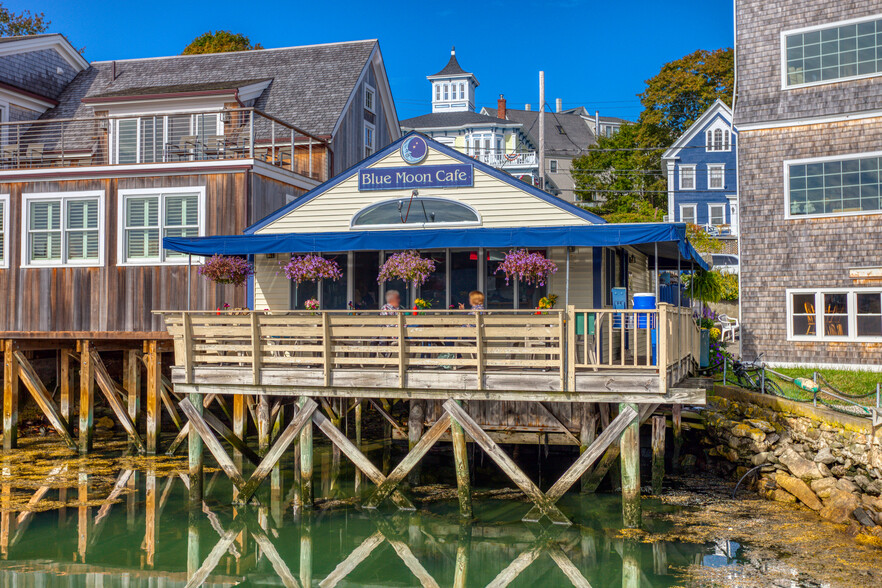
left=662, top=100, right=738, bottom=236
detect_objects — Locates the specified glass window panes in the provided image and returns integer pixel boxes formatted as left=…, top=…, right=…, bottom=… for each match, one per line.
left=164, top=194, right=199, bottom=259
left=419, top=251, right=446, bottom=310
left=28, top=200, right=61, bottom=262
left=786, top=18, right=882, bottom=86
left=823, top=292, right=849, bottom=337
left=124, top=192, right=200, bottom=262
left=790, top=155, right=882, bottom=216
left=117, top=119, right=138, bottom=164
left=708, top=165, right=725, bottom=189
left=0, top=200, right=5, bottom=264
left=28, top=196, right=100, bottom=264
left=791, top=293, right=816, bottom=336
left=66, top=199, right=99, bottom=261
left=709, top=204, right=725, bottom=226
left=320, top=253, right=349, bottom=310
left=681, top=205, right=696, bottom=225
left=352, top=198, right=480, bottom=227
left=857, top=292, right=882, bottom=337
left=680, top=166, right=695, bottom=189
left=486, top=249, right=514, bottom=309
left=450, top=250, right=478, bottom=309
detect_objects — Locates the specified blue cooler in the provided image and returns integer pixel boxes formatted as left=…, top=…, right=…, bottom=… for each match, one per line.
left=633, top=293, right=657, bottom=365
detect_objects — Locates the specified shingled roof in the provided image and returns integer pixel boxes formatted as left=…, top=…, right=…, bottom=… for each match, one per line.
left=400, top=110, right=522, bottom=130
left=482, top=107, right=596, bottom=155
left=42, top=40, right=379, bottom=136
left=429, top=47, right=471, bottom=78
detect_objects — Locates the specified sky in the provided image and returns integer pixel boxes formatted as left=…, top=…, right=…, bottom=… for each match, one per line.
left=12, top=0, right=734, bottom=121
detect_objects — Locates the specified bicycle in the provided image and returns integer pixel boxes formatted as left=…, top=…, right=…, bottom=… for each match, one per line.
left=730, top=353, right=784, bottom=395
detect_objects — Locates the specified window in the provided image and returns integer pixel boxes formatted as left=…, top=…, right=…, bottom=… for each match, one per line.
left=459, top=83, right=465, bottom=100
left=708, top=164, right=725, bottom=189
left=706, top=126, right=731, bottom=152
left=443, top=84, right=449, bottom=100
left=22, top=191, right=103, bottom=267
left=549, top=160, right=558, bottom=173
left=364, top=122, right=375, bottom=158
left=435, top=84, right=441, bottom=101
left=787, top=153, right=882, bottom=217
left=679, top=204, right=697, bottom=225
left=351, top=197, right=481, bottom=228
left=679, top=165, right=696, bottom=190
left=787, top=289, right=882, bottom=341
left=0, top=194, right=8, bottom=268
left=708, top=204, right=725, bottom=226
left=118, top=188, right=204, bottom=265
left=784, top=16, right=882, bottom=87
left=115, top=114, right=218, bottom=164
left=556, top=125, right=566, bottom=134
left=364, top=83, right=376, bottom=113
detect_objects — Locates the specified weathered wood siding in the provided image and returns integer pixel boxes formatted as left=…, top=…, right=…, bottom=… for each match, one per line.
left=250, top=173, right=307, bottom=225
left=331, top=63, right=396, bottom=174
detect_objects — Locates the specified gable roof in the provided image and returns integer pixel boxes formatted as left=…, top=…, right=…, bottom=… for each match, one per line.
left=245, top=131, right=605, bottom=234
left=400, top=110, right=522, bottom=130
left=481, top=107, right=596, bottom=155
left=662, top=99, right=734, bottom=161
left=42, top=39, right=381, bottom=137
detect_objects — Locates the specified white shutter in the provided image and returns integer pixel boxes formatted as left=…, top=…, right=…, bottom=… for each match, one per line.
left=125, top=196, right=160, bottom=260
left=66, top=199, right=99, bottom=260
left=29, top=200, right=61, bottom=262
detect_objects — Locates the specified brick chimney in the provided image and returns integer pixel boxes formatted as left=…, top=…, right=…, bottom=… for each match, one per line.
left=497, top=94, right=507, bottom=119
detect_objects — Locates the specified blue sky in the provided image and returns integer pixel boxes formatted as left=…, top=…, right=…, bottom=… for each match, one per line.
left=14, top=0, right=733, bottom=121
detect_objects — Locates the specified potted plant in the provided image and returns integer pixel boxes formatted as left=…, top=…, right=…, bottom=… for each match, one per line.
left=495, top=249, right=558, bottom=286
left=282, top=254, right=343, bottom=283
left=537, top=294, right=558, bottom=314
left=377, top=250, right=436, bottom=287
left=198, top=255, right=254, bottom=286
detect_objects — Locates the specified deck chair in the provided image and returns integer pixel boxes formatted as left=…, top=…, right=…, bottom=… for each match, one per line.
left=718, top=314, right=740, bottom=341
left=24, top=143, right=43, bottom=167
left=202, top=135, right=225, bottom=159
left=0, top=144, right=18, bottom=168
left=804, top=302, right=815, bottom=335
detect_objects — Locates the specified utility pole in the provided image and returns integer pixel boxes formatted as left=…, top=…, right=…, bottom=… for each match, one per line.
left=538, top=70, right=545, bottom=191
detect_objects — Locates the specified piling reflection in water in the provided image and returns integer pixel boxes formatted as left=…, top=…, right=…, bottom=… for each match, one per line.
left=0, top=455, right=736, bottom=588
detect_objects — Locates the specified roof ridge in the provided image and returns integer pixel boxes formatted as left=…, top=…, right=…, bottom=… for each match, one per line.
left=91, top=38, right=378, bottom=64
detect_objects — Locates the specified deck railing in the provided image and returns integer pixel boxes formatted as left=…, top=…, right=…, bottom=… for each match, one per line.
left=160, top=303, right=698, bottom=393
left=0, top=107, right=330, bottom=181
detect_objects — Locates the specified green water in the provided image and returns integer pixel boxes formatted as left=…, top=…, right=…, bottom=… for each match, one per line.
left=0, top=439, right=740, bottom=587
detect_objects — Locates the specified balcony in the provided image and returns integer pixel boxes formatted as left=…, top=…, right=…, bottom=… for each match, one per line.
left=473, top=149, right=538, bottom=170
left=0, top=107, right=330, bottom=182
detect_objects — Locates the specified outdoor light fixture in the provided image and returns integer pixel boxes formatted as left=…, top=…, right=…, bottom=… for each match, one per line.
left=266, top=253, right=275, bottom=259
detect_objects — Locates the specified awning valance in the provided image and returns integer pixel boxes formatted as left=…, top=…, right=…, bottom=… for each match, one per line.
left=163, top=223, right=710, bottom=271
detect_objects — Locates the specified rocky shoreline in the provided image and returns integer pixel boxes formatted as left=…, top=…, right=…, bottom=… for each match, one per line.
left=702, top=391, right=882, bottom=543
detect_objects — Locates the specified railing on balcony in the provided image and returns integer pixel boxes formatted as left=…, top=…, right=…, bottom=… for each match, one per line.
left=0, top=107, right=330, bottom=181
left=473, top=150, right=538, bottom=168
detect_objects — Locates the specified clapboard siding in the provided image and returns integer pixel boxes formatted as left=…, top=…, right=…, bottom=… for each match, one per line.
left=0, top=172, right=262, bottom=334
left=254, top=253, right=291, bottom=311
left=734, top=0, right=882, bottom=126
left=331, top=63, right=395, bottom=173
left=546, top=247, right=593, bottom=307
left=257, top=149, right=591, bottom=234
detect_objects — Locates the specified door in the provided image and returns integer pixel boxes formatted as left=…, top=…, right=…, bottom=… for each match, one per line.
left=728, top=198, right=738, bottom=236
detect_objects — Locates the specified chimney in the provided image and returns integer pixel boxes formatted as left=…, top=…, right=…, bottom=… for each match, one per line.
left=525, top=104, right=531, bottom=111
left=556, top=98, right=562, bottom=113
left=595, top=110, right=600, bottom=134
left=497, top=94, right=507, bottom=119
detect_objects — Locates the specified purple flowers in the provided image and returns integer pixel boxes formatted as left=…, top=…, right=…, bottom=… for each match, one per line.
left=377, top=250, right=436, bottom=286
left=495, top=249, right=558, bottom=286
left=282, top=254, right=343, bottom=284
left=198, top=255, right=253, bottom=286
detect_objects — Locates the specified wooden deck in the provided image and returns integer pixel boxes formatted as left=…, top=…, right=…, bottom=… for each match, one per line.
left=160, top=305, right=703, bottom=404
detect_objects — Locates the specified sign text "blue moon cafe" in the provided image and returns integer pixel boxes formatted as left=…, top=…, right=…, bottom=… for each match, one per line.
left=358, top=164, right=474, bottom=191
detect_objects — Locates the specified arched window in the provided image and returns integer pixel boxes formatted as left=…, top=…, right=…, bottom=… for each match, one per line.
left=714, top=129, right=723, bottom=151
left=351, top=197, right=481, bottom=227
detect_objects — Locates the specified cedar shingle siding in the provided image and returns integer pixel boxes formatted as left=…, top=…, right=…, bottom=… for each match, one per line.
left=736, top=0, right=882, bottom=365
left=0, top=48, right=79, bottom=99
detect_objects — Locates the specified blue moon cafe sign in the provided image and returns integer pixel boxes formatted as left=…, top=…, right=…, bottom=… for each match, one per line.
left=358, top=135, right=474, bottom=191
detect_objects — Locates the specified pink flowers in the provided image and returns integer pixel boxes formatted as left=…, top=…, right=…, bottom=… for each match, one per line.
left=495, top=249, right=558, bottom=286
left=304, top=298, right=320, bottom=311
left=198, top=255, right=253, bottom=286
left=377, top=250, right=436, bottom=286
left=282, top=254, right=343, bottom=283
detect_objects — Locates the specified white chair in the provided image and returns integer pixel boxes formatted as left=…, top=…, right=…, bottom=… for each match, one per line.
left=718, top=314, right=740, bottom=341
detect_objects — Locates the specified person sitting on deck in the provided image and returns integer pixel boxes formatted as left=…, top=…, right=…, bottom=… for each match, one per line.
left=458, top=290, right=485, bottom=311
left=380, top=289, right=402, bottom=315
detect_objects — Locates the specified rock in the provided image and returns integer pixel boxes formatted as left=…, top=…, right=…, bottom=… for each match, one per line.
left=776, top=472, right=823, bottom=511
left=747, top=419, right=775, bottom=433
left=751, top=452, right=771, bottom=466
left=814, top=447, right=836, bottom=464
left=853, top=507, right=876, bottom=527
left=757, top=476, right=777, bottom=492
left=820, top=489, right=860, bottom=524
left=818, top=463, right=832, bottom=477
left=830, top=465, right=848, bottom=477
left=95, top=416, right=115, bottom=430
left=869, top=448, right=882, bottom=470
left=854, top=474, right=874, bottom=493
left=836, top=478, right=861, bottom=494
left=680, top=454, right=697, bottom=468
left=732, top=423, right=767, bottom=443
left=778, top=447, right=823, bottom=480
left=770, top=489, right=798, bottom=503
left=811, top=477, right=839, bottom=499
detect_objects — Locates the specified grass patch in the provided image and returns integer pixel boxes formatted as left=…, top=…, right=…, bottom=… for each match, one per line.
left=771, top=367, right=881, bottom=398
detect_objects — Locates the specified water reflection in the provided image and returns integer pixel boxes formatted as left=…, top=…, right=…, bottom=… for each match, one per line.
left=0, top=454, right=727, bottom=587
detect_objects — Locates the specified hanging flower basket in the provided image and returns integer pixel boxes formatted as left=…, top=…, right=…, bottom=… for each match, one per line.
left=197, top=255, right=254, bottom=286
left=377, top=250, right=436, bottom=287
left=495, top=249, right=558, bottom=286
left=282, top=254, right=343, bottom=283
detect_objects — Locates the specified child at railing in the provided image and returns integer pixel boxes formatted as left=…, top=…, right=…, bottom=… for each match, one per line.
left=458, top=290, right=485, bottom=311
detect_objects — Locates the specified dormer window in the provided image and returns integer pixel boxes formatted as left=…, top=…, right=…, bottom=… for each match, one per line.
left=705, top=123, right=731, bottom=152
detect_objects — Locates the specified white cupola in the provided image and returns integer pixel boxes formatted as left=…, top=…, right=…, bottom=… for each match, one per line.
left=427, top=47, right=479, bottom=113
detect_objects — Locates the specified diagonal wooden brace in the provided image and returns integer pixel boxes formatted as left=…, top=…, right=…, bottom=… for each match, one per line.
left=202, top=409, right=262, bottom=466
left=179, top=398, right=250, bottom=495
left=365, top=413, right=451, bottom=509
left=442, top=399, right=570, bottom=526
left=311, top=409, right=414, bottom=510
left=581, top=403, right=659, bottom=494
left=90, top=351, right=146, bottom=453
left=13, top=351, right=77, bottom=450
left=319, top=531, right=385, bottom=588
left=523, top=405, right=638, bottom=522
left=167, top=394, right=219, bottom=455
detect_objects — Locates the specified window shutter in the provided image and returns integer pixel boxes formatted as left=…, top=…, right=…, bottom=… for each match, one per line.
left=117, top=119, right=138, bottom=164
left=125, top=196, right=160, bottom=260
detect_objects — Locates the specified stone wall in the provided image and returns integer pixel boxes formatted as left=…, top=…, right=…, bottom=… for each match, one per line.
left=738, top=118, right=882, bottom=365
left=704, top=387, right=882, bottom=538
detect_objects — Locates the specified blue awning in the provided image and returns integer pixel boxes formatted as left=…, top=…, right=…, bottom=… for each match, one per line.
left=163, top=223, right=709, bottom=270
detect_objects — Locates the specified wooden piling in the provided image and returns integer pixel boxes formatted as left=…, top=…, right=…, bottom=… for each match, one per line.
left=619, top=402, right=641, bottom=528
left=354, top=399, right=363, bottom=494
left=300, top=515, right=313, bottom=588
left=257, top=396, right=270, bottom=456
left=188, top=392, right=204, bottom=506
left=60, top=350, right=73, bottom=426
left=2, top=341, right=17, bottom=451
left=453, top=523, right=471, bottom=588
left=299, top=397, right=314, bottom=508
left=651, top=415, right=665, bottom=495
left=580, top=403, right=597, bottom=493
left=450, top=402, right=472, bottom=519
left=233, top=394, right=247, bottom=467
left=124, top=350, right=141, bottom=432
left=145, top=341, right=161, bottom=455
left=407, top=399, right=426, bottom=486
left=78, top=341, right=94, bottom=454
left=672, top=404, right=683, bottom=471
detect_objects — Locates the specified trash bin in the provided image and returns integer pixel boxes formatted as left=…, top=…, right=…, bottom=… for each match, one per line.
left=699, top=328, right=710, bottom=368
left=634, top=293, right=657, bottom=364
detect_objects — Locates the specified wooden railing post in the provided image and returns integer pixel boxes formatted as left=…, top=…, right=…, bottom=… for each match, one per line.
left=251, top=312, right=261, bottom=386
left=475, top=312, right=484, bottom=389
left=3, top=340, right=18, bottom=450
left=79, top=341, right=94, bottom=454
left=182, top=312, right=193, bottom=384
left=657, top=304, right=669, bottom=394
left=566, top=306, right=576, bottom=391
left=397, top=312, right=406, bottom=389
left=322, top=313, right=332, bottom=387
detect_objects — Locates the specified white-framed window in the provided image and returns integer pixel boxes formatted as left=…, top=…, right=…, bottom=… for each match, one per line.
left=22, top=191, right=104, bottom=268
left=364, top=121, right=375, bottom=158
left=787, top=288, right=882, bottom=341
left=786, top=152, right=882, bottom=218
left=705, top=124, right=731, bottom=152
left=0, top=194, right=8, bottom=269
left=708, top=203, right=725, bottom=226
left=364, top=83, right=376, bottom=113
left=458, top=83, right=465, bottom=100
left=435, top=84, right=441, bottom=101
left=679, top=165, right=696, bottom=190
left=117, top=187, right=205, bottom=266
left=549, top=160, right=558, bottom=173
left=113, top=113, right=220, bottom=164
left=679, top=204, right=697, bottom=225
left=708, top=164, right=725, bottom=189
left=783, top=15, right=882, bottom=88
left=443, top=84, right=449, bottom=101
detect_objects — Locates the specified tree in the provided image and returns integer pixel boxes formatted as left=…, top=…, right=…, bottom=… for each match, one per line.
left=183, top=31, right=263, bottom=55
left=0, top=4, right=49, bottom=36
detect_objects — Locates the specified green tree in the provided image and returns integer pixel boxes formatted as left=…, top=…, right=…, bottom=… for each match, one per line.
left=183, top=31, right=263, bottom=55
left=0, top=4, right=49, bottom=36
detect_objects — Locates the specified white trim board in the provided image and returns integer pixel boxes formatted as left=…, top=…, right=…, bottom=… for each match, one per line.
left=767, top=361, right=882, bottom=373
left=783, top=150, right=882, bottom=220
left=737, top=109, right=882, bottom=131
